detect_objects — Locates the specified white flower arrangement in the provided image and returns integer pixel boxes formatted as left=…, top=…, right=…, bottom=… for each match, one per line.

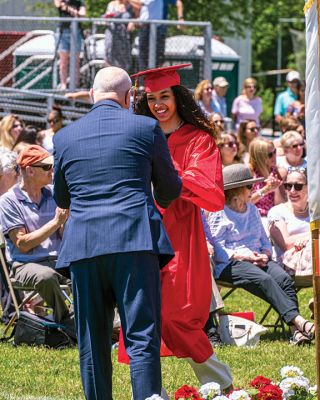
left=228, top=389, right=251, bottom=400
left=280, top=366, right=304, bottom=379
left=279, top=376, right=310, bottom=399
left=199, top=382, right=221, bottom=399
left=145, top=395, right=165, bottom=400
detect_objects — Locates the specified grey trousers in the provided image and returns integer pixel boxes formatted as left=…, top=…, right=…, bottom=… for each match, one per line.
left=12, top=259, right=70, bottom=323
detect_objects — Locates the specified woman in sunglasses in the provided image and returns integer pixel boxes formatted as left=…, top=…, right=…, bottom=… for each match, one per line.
left=231, top=77, right=263, bottom=130
left=206, top=163, right=314, bottom=345
left=217, top=133, right=241, bottom=167
left=249, top=138, right=284, bottom=223
left=268, top=167, right=312, bottom=285
left=237, top=119, right=259, bottom=164
left=194, top=80, right=216, bottom=117
left=0, top=114, right=24, bottom=151
left=39, top=105, right=64, bottom=154
left=277, top=130, right=307, bottom=174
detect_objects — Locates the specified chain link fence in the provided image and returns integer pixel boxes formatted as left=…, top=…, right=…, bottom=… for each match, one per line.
left=0, top=16, right=212, bottom=126
left=0, top=16, right=212, bottom=90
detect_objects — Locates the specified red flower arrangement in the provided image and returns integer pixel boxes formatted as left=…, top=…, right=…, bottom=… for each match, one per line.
left=256, top=384, right=283, bottom=400
left=174, top=385, right=204, bottom=400
left=250, top=376, right=272, bottom=389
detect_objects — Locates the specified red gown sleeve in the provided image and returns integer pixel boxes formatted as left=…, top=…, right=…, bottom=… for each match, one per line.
left=179, top=132, right=225, bottom=212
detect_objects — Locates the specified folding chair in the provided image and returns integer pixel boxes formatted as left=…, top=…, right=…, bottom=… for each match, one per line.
left=216, top=279, right=287, bottom=337
left=0, top=249, right=72, bottom=338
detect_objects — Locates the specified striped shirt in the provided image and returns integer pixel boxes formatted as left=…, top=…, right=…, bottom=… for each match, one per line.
left=203, top=203, right=272, bottom=278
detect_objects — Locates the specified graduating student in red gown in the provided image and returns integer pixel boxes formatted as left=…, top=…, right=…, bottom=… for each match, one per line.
left=121, top=64, right=233, bottom=391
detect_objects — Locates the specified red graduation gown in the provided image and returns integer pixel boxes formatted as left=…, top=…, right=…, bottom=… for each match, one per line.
left=118, top=123, right=224, bottom=364
left=159, top=123, right=224, bottom=363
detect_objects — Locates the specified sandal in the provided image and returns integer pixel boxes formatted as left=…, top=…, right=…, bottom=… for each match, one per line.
left=302, top=321, right=315, bottom=341
left=290, top=330, right=311, bottom=346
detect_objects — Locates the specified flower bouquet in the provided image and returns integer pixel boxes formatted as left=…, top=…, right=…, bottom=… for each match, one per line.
left=145, top=366, right=317, bottom=400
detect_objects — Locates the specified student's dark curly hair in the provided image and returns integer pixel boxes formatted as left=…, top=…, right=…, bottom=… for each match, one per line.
left=135, top=85, right=218, bottom=139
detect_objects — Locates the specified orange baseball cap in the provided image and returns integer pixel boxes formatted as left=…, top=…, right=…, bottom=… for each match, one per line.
left=131, top=63, right=192, bottom=93
left=17, top=145, right=53, bottom=168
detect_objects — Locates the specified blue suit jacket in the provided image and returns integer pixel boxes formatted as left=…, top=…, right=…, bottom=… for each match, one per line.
left=53, top=100, right=181, bottom=269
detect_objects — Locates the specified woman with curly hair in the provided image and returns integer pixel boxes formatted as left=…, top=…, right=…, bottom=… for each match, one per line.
left=132, top=64, right=232, bottom=392
left=0, top=114, right=24, bottom=151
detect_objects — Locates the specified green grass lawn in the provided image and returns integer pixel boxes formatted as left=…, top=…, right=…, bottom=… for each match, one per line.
left=0, top=287, right=316, bottom=400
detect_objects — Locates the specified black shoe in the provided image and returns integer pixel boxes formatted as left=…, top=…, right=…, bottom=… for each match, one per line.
left=207, top=328, right=223, bottom=347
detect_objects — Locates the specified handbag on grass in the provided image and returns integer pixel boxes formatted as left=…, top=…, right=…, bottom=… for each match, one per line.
left=218, top=314, right=268, bottom=347
left=13, top=311, right=73, bottom=349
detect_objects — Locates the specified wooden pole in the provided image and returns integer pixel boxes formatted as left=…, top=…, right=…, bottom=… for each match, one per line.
left=311, top=220, right=320, bottom=398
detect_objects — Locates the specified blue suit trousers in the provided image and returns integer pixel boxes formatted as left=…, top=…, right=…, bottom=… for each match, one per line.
left=70, top=252, right=162, bottom=400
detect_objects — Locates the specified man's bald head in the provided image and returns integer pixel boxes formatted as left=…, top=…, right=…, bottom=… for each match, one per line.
left=91, top=67, right=132, bottom=107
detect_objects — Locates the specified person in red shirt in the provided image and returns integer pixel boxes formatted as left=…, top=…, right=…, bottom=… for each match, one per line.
left=132, top=64, right=232, bottom=391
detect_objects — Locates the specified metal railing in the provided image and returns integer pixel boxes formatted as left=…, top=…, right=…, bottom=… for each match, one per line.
left=0, top=16, right=212, bottom=91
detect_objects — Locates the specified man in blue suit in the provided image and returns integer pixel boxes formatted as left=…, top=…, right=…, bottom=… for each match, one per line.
left=53, top=66, right=181, bottom=400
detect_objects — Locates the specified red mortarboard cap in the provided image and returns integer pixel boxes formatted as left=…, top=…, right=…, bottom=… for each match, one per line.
left=131, top=63, right=192, bottom=93
left=17, top=145, right=53, bottom=168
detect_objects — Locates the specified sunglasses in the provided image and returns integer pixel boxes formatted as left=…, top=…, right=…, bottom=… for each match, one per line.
left=48, top=118, right=60, bottom=124
left=248, top=127, right=259, bottom=132
left=289, top=141, right=304, bottom=149
left=31, top=164, right=53, bottom=171
left=220, top=141, right=237, bottom=149
left=267, top=149, right=277, bottom=158
left=288, top=166, right=306, bottom=174
left=284, top=182, right=306, bottom=191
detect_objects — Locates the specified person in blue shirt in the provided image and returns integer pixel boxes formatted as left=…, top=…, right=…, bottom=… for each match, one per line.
left=274, top=71, right=301, bottom=123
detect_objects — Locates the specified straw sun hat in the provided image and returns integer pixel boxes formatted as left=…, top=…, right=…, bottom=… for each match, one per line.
left=223, top=163, right=264, bottom=190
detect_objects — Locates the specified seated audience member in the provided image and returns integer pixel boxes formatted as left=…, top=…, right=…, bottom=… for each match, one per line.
left=0, top=149, right=20, bottom=324
left=274, top=116, right=305, bottom=156
left=232, top=77, right=262, bottom=130
left=0, top=145, right=75, bottom=337
left=277, top=131, right=307, bottom=180
left=249, top=138, right=284, bottom=222
left=0, top=115, right=24, bottom=151
left=279, top=116, right=305, bottom=138
left=268, top=167, right=311, bottom=285
left=237, top=119, right=259, bottom=165
left=39, top=106, right=64, bottom=154
left=217, top=133, right=241, bottom=167
left=204, top=163, right=314, bottom=345
left=194, top=80, right=215, bottom=117
left=0, top=149, right=19, bottom=196
left=210, top=112, right=225, bottom=138
left=12, top=125, right=43, bottom=154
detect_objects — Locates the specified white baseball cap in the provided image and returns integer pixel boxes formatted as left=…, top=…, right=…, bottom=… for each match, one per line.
left=213, top=77, right=229, bottom=87
left=286, top=71, right=301, bottom=82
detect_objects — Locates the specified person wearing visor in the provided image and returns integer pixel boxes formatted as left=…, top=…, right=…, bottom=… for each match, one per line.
left=0, top=145, right=74, bottom=333
left=131, top=64, right=233, bottom=391
left=274, top=71, right=301, bottom=123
